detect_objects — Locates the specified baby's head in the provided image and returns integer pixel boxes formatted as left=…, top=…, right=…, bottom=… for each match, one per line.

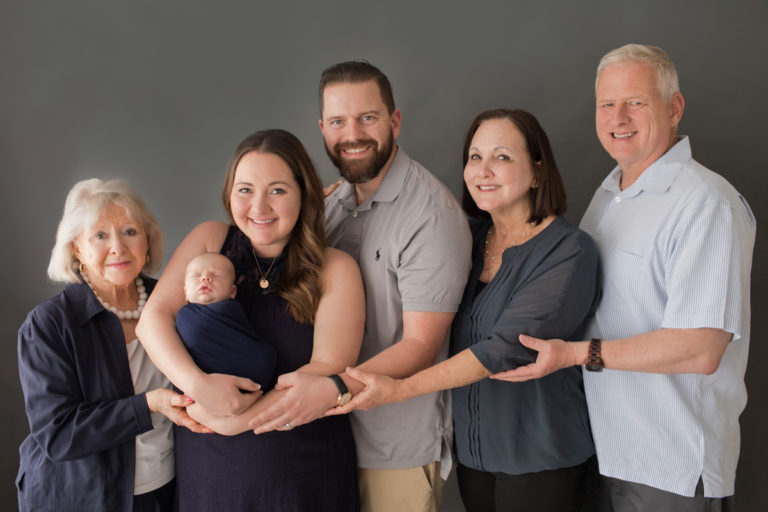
left=184, top=252, right=237, bottom=305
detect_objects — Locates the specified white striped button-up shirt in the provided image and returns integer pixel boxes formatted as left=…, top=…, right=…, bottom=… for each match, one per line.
left=580, top=136, right=756, bottom=498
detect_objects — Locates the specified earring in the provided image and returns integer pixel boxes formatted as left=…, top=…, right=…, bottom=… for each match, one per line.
left=78, top=261, right=86, bottom=274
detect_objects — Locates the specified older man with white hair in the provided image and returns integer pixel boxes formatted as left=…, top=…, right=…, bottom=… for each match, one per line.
left=493, top=44, right=755, bottom=511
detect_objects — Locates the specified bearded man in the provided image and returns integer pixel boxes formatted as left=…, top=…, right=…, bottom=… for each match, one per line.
left=319, top=60, right=472, bottom=512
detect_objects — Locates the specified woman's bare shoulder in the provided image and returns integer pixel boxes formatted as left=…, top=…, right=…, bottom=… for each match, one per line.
left=186, top=221, right=230, bottom=251
left=322, top=247, right=359, bottom=273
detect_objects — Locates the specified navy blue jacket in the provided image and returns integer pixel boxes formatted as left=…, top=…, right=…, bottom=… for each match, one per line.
left=16, top=278, right=157, bottom=512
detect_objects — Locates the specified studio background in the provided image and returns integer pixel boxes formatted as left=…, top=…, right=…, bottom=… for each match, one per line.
left=2, top=1, right=765, bottom=510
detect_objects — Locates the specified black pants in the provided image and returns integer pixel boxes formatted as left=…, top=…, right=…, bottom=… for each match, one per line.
left=600, top=475, right=736, bottom=512
left=457, top=458, right=591, bottom=512
left=133, top=478, right=175, bottom=512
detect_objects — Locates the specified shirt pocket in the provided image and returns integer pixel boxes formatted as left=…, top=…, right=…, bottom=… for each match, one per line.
left=605, top=245, right=648, bottom=278
left=601, top=247, right=652, bottom=315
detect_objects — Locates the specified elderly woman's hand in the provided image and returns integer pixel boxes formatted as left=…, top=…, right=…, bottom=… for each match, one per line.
left=145, top=388, right=214, bottom=434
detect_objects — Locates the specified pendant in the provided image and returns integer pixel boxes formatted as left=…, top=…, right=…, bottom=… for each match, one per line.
left=260, top=278, right=269, bottom=289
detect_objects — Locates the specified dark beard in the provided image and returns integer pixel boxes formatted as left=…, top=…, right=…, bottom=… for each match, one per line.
left=324, top=130, right=394, bottom=184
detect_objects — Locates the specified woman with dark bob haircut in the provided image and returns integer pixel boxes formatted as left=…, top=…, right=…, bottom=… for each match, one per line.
left=137, top=129, right=364, bottom=511
left=329, top=109, right=601, bottom=511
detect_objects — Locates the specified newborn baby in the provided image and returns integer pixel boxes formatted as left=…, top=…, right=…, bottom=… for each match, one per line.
left=177, top=252, right=277, bottom=388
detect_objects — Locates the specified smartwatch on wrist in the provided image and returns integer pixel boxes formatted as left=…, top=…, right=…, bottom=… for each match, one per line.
left=329, top=374, right=352, bottom=406
left=585, top=338, right=604, bottom=372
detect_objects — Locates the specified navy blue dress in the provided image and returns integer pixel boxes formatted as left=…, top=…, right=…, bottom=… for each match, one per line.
left=174, top=226, right=359, bottom=511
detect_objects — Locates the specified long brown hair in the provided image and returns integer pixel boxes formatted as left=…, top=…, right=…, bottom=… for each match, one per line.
left=461, top=109, right=567, bottom=224
left=222, top=129, right=326, bottom=324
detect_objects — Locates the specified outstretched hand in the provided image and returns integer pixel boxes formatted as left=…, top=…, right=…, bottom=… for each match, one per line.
left=490, top=335, right=580, bottom=382
left=325, top=366, right=405, bottom=416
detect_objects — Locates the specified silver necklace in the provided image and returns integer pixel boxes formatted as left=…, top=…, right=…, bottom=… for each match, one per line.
left=484, top=223, right=534, bottom=261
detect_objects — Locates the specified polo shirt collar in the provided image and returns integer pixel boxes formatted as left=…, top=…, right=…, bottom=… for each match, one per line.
left=369, top=146, right=408, bottom=204
left=601, top=136, right=691, bottom=196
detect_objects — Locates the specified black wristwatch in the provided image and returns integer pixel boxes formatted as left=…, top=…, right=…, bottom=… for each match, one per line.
left=329, top=374, right=352, bottom=406
left=585, top=338, right=604, bottom=372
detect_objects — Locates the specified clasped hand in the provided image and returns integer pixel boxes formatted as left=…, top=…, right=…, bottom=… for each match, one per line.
left=146, top=388, right=213, bottom=434
left=490, top=334, right=576, bottom=382
left=247, top=372, right=340, bottom=434
left=325, top=366, right=405, bottom=415
left=188, top=372, right=263, bottom=416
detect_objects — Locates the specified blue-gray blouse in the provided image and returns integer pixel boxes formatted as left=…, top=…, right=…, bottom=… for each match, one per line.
left=451, top=216, right=600, bottom=475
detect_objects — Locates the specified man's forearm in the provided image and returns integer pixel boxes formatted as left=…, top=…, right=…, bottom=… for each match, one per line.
left=599, top=327, right=730, bottom=375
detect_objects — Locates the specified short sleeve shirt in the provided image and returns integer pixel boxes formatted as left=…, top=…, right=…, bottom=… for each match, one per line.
left=325, top=148, right=472, bottom=471
left=580, top=137, right=756, bottom=497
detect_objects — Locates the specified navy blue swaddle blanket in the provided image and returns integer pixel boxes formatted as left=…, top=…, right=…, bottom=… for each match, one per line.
left=176, top=299, right=277, bottom=387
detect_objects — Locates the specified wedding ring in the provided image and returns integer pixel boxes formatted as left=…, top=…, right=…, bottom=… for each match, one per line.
left=284, top=423, right=292, bottom=429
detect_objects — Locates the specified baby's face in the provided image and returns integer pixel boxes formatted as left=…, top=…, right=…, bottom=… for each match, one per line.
left=184, top=253, right=237, bottom=305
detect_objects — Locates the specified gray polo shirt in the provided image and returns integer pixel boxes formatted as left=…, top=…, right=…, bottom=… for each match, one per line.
left=325, top=148, right=472, bottom=474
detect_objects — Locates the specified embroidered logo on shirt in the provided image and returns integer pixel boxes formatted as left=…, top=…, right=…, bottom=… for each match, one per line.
left=375, top=249, right=381, bottom=261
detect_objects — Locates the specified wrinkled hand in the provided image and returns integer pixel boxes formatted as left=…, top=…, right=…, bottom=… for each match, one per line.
left=323, top=180, right=344, bottom=198
left=190, top=373, right=262, bottom=416
left=490, top=335, right=577, bottom=382
left=325, top=366, right=404, bottom=416
left=146, top=389, right=213, bottom=434
left=248, top=372, right=338, bottom=434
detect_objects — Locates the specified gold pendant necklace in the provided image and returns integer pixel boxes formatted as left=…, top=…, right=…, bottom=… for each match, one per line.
left=252, top=247, right=278, bottom=291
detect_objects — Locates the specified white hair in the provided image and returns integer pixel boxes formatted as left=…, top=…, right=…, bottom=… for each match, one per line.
left=596, top=43, right=680, bottom=102
left=47, top=178, right=163, bottom=283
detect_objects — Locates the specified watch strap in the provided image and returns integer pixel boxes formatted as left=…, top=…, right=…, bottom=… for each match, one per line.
left=328, top=374, right=349, bottom=395
left=585, top=338, right=604, bottom=372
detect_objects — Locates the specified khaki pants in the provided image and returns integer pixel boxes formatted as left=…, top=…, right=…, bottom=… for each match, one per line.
left=359, top=462, right=444, bottom=512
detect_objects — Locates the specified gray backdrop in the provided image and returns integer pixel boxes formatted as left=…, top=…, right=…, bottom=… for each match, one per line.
left=2, top=1, right=765, bottom=510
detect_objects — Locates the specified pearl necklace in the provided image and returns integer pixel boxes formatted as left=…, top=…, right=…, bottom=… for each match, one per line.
left=83, top=274, right=148, bottom=319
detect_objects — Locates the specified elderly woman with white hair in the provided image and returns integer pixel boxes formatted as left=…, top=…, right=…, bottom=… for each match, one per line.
left=16, top=178, right=209, bottom=512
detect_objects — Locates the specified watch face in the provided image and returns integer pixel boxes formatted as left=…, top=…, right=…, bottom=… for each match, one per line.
left=338, top=392, right=352, bottom=406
